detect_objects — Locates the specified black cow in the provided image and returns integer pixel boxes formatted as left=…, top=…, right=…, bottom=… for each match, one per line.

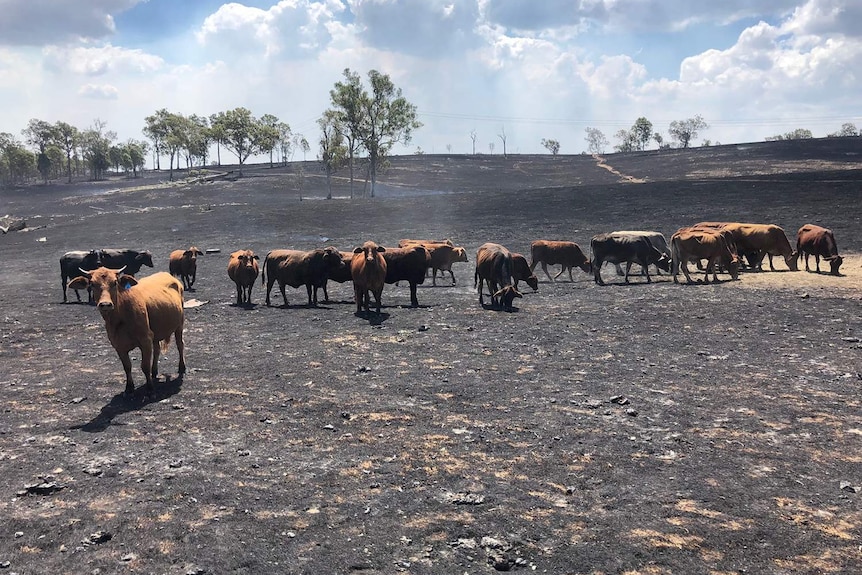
left=590, top=233, right=671, bottom=285
left=261, top=247, right=344, bottom=307
left=98, top=249, right=154, bottom=275
left=60, top=250, right=102, bottom=303
left=383, top=246, right=431, bottom=307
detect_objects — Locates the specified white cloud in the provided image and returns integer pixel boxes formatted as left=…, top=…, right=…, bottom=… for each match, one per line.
left=78, top=83, right=120, bottom=100
left=43, top=45, right=164, bottom=76
left=0, top=0, right=141, bottom=46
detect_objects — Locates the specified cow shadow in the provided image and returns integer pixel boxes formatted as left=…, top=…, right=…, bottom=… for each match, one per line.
left=480, top=303, right=521, bottom=312
left=354, top=310, right=391, bottom=325
left=71, top=374, right=184, bottom=433
left=230, top=302, right=258, bottom=309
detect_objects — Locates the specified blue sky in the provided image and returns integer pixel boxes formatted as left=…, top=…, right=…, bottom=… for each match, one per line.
left=1, top=0, right=860, bottom=161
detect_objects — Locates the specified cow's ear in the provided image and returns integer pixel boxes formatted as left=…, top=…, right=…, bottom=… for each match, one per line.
left=253, top=255, right=260, bottom=260
left=68, top=276, right=90, bottom=290
left=376, top=246, right=386, bottom=252
left=119, top=275, right=138, bottom=290
left=184, top=250, right=193, bottom=257
left=353, top=247, right=363, bottom=254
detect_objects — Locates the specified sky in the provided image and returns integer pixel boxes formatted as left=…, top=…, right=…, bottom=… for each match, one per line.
left=1, top=0, right=861, bottom=161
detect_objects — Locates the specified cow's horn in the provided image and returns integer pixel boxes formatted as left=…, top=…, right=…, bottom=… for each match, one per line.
left=78, top=267, right=93, bottom=275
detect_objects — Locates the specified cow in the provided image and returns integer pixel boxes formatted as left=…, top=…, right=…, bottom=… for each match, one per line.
left=168, top=247, right=203, bottom=290
left=60, top=250, right=101, bottom=303
left=609, top=231, right=671, bottom=276
left=529, top=240, right=591, bottom=282
left=98, top=249, right=154, bottom=275
left=676, top=226, right=739, bottom=272
left=315, top=249, right=353, bottom=303
left=261, top=247, right=344, bottom=307
left=671, top=228, right=740, bottom=284
left=474, top=242, right=522, bottom=311
left=590, top=233, right=672, bottom=285
left=67, top=267, right=185, bottom=395
left=695, top=222, right=798, bottom=271
left=383, top=245, right=432, bottom=307
left=351, top=241, right=387, bottom=314
left=398, top=239, right=468, bottom=285
left=511, top=253, right=539, bottom=291
left=797, top=224, right=843, bottom=275
left=227, top=250, right=259, bottom=305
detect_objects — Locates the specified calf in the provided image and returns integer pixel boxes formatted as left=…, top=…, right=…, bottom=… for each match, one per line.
left=228, top=250, right=259, bottom=305
left=511, top=253, right=539, bottom=291
left=398, top=239, right=468, bottom=285
left=474, top=242, right=522, bottom=311
left=68, top=267, right=185, bottom=395
left=60, top=249, right=101, bottom=303
left=590, top=233, right=671, bottom=285
left=529, top=240, right=591, bottom=282
left=261, top=247, right=343, bottom=307
left=797, top=224, right=843, bottom=275
left=99, top=249, right=154, bottom=275
left=383, top=245, right=431, bottom=307
left=351, top=241, right=387, bottom=314
left=169, top=247, right=203, bottom=290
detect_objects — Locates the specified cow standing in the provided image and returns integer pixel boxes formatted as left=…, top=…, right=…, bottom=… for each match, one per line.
left=590, top=233, right=671, bottom=285
left=474, top=242, right=522, bottom=311
left=609, top=231, right=671, bottom=276
left=511, top=253, right=539, bottom=292
left=671, top=228, right=740, bottom=284
left=60, top=250, right=101, bottom=303
left=398, top=239, right=468, bottom=285
left=695, top=222, right=798, bottom=271
left=67, top=267, right=185, bottom=395
left=261, top=247, right=344, bottom=307
left=797, top=224, right=843, bottom=275
left=228, top=250, right=260, bottom=305
left=351, top=241, right=387, bottom=314
left=99, top=249, right=154, bottom=275
left=529, top=240, right=591, bottom=282
left=169, top=247, right=203, bottom=290
left=383, top=245, right=431, bottom=307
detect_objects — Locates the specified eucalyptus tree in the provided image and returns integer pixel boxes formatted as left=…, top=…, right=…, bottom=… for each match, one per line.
left=258, top=114, right=282, bottom=168
left=318, top=109, right=346, bottom=200
left=218, top=107, right=262, bottom=176
left=584, top=127, right=609, bottom=154
left=22, top=118, right=57, bottom=183
left=329, top=68, right=366, bottom=198
left=209, top=112, right=227, bottom=166
left=668, top=115, right=708, bottom=148
left=143, top=109, right=171, bottom=170
left=54, top=121, right=80, bottom=183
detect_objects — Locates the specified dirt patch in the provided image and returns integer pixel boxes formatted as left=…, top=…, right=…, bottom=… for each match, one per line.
left=1, top=142, right=862, bottom=574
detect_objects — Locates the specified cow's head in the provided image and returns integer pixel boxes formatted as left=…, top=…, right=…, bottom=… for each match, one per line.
left=322, top=246, right=345, bottom=270
left=525, top=274, right=539, bottom=291
left=237, top=251, right=259, bottom=268
left=655, top=254, right=672, bottom=272
left=579, top=259, right=593, bottom=274
left=727, top=256, right=741, bottom=281
left=185, top=247, right=203, bottom=260
left=785, top=250, right=800, bottom=271
left=354, top=242, right=385, bottom=264
left=455, top=247, right=468, bottom=263
left=827, top=255, right=843, bottom=276
left=494, top=285, right=522, bottom=311
left=68, top=266, right=136, bottom=313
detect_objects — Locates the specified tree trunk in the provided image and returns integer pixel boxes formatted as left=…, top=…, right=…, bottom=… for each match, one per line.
left=325, top=166, right=332, bottom=200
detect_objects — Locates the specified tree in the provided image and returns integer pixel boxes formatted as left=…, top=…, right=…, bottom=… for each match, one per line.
left=653, top=132, right=666, bottom=149
left=828, top=122, right=859, bottom=137
left=488, top=142, right=495, bottom=154
left=498, top=126, right=508, bottom=157
left=125, top=139, right=148, bottom=177
left=356, top=69, right=422, bottom=197
left=765, top=128, right=814, bottom=141
left=329, top=68, right=366, bottom=199
left=469, top=130, right=477, bottom=155
left=22, top=119, right=57, bottom=183
left=81, top=119, right=115, bottom=181
left=219, top=107, right=262, bottom=176
left=54, top=121, right=80, bottom=183
left=668, top=114, right=708, bottom=149
left=143, top=109, right=171, bottom=171
left=631, top=117, right=653, bottom=151
left=318, top=110, right=346, bottom=200
left=613, top=129, right=636, bottom=152
left=584, top=127, right=609, bottom=154
left=541, top=138, right=560, bottom=156
left=258, top=114, right=282, bottom=168
left=209, top=112, right=227, bottom=166
left=277, top=122, right=293, bottom=164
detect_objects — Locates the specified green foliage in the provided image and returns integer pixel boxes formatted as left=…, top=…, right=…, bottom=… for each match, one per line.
left=668, top=115, right=708, bottom=148
left=828, top=123, right=859, bottom=137
left=766, top=128, right=813, bottom=141
left=541, top=138, right=561, bottom=156
left=613, top=129, right=637, bottom=152
left=584, top=127, right=609, bottom=154
left=631, top=117, right=653, bottom=151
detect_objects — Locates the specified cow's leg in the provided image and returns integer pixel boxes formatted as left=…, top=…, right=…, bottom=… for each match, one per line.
left=265, top=275, right=276, bottom=306
left=768, top=253, right=776, bottom=271
left=567, top=266, right=574, bottom=282
left=373, top=288, right=383, bottom=314
left=477, top=277, right=484, bottom=306
left=803, top=252, right=810, bottom=271
left=431, top=268, right=438, bottom=286
left=117, top=350, right=135, bottom=395
left=279, top=281, right=289, bottom=307
left=593, top=259, right=605, bottom=285
left=409, top=281, right=419, bottom=307
left=235, top=283, right=243, bottom=305
left=680, top=260, right=694, bottom=284
left=174, top=327, right=186, bottom=375
left=306, top=283, right=315, bottom=306
left=448, top=268, right=456, bottom=285
left=151, top=337, right=161, bottom=382
left=624, top=261, right=633, bottom=283
left=245, top=284, right=253, bottom=305
left=614, top=263, right=624, bottom=276
left=322, top=280, right=330, bottom=302
left=542, top=262, right=555, bottom=282
left=815, top=254, right=821, bottom=273
left=139, top=340, right=154, bottom=394
left=643, top=261, right=652, bottom=283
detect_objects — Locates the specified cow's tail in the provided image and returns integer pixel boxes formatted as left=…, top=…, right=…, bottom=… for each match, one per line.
left=261, top=252, right=269, bottom=285
left=473, top=265, right=479, bottom=289
left=670, top=236, right=680, bottom=278
left=161, top=334, right=171, bottom=354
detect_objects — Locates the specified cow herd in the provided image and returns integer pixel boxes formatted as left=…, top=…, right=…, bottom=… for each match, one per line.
left=61, top=222, right=842, bottom=395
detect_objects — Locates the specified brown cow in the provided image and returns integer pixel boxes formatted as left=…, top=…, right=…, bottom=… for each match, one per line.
left=316, top=249, right=353, bottom=303
left=383, top=245, right=431, bottom=307
left=169, top=247, right=203, bottom=290
left=228, top=250, right=259, bottom=305
left=695, top=222, right=798, bottom=271
left=511, top=253, right=539, bottom=291
left=351, top=241, right=387, bottom=314
left=68, top=268, right=185, bottom=395
left=398, top=239, right=468, bottom=285
left=671, top=228, right=740, bottom=283
left=474, top=242, right=522, bottom=311
left=261, top=247, right=343, bottom=307
left=797, top=224, right=843, bottom=275
left=529, top=240, right=591, bottom=282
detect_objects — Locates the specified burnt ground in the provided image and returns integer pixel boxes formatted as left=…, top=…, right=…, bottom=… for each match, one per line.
left=1, top=138, right=862, bottom=575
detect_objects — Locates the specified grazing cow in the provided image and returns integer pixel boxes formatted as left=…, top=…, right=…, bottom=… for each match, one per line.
left=474, top=242, right=522, bottom=311
left=529, top=240, right=591, bottom=282
left=609, top=231, right=671, bottom=276
left=398, top=239, right=468, bottom=285
left=590, top=233, right=672, bottom=285
left=677, top=226, right=739, bottom=271
left=351, top=241, right=387, bottom=314
left=67, top=267, right=185, bottom=395
left=261, top=247, right=344, bottom=307
left=671, top=228, right=740, bottom=284
left=695, top=222, right=798, bottom=271
left=169, top=247, right=203, bottom=290
left=98, top=249, right=154, bottom=275
left=797, top=224, right=843, bottom=275
left=60, top=249, right=101, bottom=303
left=228, top=250, right=260, bottom=305
left=511, top=253, right=539, bottom=291
left=383, top=246, right=431, bottom=307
